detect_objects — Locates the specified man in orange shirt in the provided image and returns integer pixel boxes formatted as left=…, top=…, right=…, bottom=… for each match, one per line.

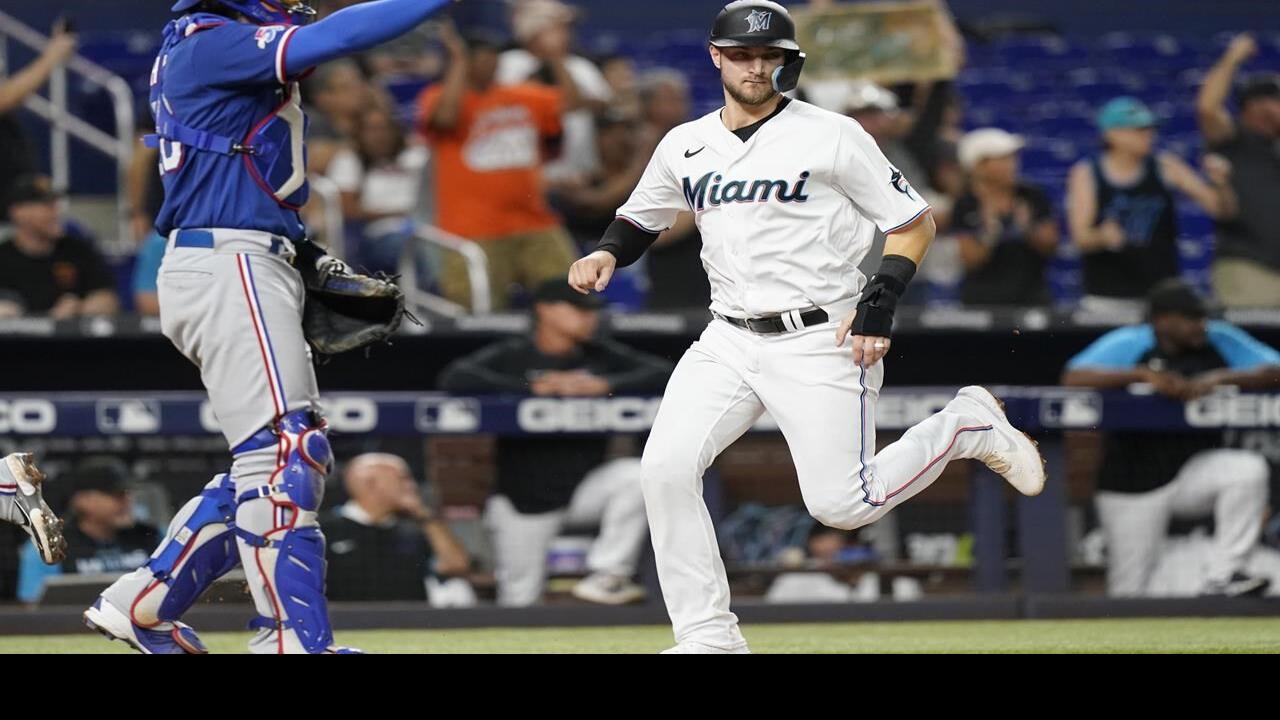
left=417, top=26, right=580, bottom=311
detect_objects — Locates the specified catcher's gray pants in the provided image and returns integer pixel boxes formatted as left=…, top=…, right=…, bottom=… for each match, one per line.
left=160, top=228, right=320, bottom=448
left=1095, top=448, right=1269, bottom=596
left=154, top=229, right=330, bottom=652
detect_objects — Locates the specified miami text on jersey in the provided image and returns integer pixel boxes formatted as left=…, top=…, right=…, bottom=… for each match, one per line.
left=682, top=170, right=811, bottom=212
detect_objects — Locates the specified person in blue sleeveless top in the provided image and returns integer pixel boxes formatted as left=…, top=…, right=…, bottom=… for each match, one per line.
left=1067, top=97, right=1237, bottom=314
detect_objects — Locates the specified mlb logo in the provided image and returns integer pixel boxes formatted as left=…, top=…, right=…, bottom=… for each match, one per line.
left=255, top=25, right=284, bottom=49
left=415, top=398, right=481, bottom=433
left=417, top=397, right=481, bottom=430
left=1040, top=392, right=1101, bottom=429
left=97, top=400, right=162, bottom=434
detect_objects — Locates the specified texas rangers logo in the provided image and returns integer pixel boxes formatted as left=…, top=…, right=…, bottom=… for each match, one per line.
left=745, top=9, right=772, bottom=33
left=889, top=167, right=915, bottom=200
left=255, top=25, right=284, bottom=49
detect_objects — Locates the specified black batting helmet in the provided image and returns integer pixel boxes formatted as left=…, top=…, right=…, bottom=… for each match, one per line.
left=708, top=0, right=806, bottom=93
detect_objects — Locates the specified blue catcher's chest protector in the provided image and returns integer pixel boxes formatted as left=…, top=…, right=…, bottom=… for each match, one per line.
left=147, top=13, right=311, bottom=238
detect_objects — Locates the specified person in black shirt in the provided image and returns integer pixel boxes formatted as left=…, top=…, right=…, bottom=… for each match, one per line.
left=1062, top=280, right=1280, bottom=597
left=953, top=128, right=1058, bottom=306
left=322, top=453, right=471, bottom=603
left=438, top=277, right=672, bottom=606
left=17, top=460, right=158, bottom=604
left=0, top=175, right=119, bottom=319
left=1068, top=97, right=1237, bottom=313
left=1197, top=34, right=1280, bottom=307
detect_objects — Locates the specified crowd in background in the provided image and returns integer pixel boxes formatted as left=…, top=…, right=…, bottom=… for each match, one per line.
left=0, top=0, right=1277, bottom=318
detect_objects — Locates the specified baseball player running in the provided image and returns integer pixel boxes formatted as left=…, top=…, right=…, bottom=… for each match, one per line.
left=569, top=0, right=1047, bottom=654
left=83, top=0, right=453, bottom=654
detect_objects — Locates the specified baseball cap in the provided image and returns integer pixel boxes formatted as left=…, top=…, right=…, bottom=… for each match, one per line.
left=1096, top=96, right=1157, bottom=131
left=1238, top=74, right=1280, bottom=108
left=6, top=175, right=60, bottom=208
left=1147, top=279, right=1209, bottom=319
left=957, top=128, right=1025, bottom=170
left=68, top=459, right=130, bottom=496
left=533, top=277, right=605, bottom=310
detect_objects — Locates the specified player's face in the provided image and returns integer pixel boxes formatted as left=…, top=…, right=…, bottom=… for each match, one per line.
left=712, top=45, right=785, bottom=107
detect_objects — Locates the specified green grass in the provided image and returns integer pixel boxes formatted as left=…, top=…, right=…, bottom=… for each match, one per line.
left=3, top=618, right=1279, bottom=653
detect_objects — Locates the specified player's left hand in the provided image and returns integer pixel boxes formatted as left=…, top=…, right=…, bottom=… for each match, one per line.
left=836, top=311, right=890, bottom=367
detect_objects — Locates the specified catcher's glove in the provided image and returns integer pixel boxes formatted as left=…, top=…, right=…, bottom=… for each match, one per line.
left=298, top=248, right=407, bottom=356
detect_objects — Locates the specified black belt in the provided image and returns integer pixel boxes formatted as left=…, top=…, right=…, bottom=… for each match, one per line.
left=715, top=308, right=829, bottom=334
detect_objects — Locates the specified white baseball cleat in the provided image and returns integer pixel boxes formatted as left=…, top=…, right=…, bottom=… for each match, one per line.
left=957, top=386, right=1047, bottom=497
left=661, top=641, right=751, bottom=654
left=0, top=453, right=67, bottom=564
left=571, top=573, right=646, bottom=605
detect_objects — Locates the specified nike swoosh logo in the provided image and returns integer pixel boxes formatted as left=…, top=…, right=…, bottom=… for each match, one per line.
left=684, top=147, right=705, bottom=158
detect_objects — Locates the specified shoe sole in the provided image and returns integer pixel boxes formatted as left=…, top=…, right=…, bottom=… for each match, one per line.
left=83, top=603, right=149, bottom=655
left=964, top=387, right=1047, bottom=496
left=570, top=586, right=647, bottom=606
left=3, top=454, right=67, bottom=564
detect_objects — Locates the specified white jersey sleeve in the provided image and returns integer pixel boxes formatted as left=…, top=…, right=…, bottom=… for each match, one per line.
left=616, top=134, right=685, bottom=233
left=831, top=119, right=931, bottom=234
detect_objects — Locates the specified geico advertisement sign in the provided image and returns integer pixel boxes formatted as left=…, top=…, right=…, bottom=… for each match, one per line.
left=0, top=399, right=56, bottom=434
left=201, top=397, right=379, bottom=433
left=517, top=398, right=662, bottom=432
left=1186, top=393, right=1280, bottom=428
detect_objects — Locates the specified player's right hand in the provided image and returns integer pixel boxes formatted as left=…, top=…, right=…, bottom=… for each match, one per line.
left=568, top=250, right=617, bottom=294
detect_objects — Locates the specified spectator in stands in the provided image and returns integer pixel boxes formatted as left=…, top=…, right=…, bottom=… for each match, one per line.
left=638, top=68, right=691, bottom=139
left=498, top=0, right=612, bottom=182
left=0, top=20, right=76, bottom=209
left=598, top=53, right=641, bottom=118
left=438, top=278, right=672, bottom=606
left=1197, top=34, right=1280, bottom=307
left=327, top=106, right=429, bottom=274
left=1062, top=279, right=1278, bottom=597
left=322, top=453, right=472, bottom=604
left=635, top=69, right=711, bottom=310
left=302, top=59, right=374, bottom=175
left=0, top=175, right=119, bottom=319
left=953, top=128, right=1058, bottom=306
left=552, top=109, right=645, bottom=250
left=417, top=25, right=579, bottom=311
left=1068, top=97, right=1237, bottom=314
left=17, top=460, right=158, bottom=604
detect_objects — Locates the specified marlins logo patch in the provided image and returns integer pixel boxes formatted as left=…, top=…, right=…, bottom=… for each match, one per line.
left=745, top=9, right=772, bottom=33
left=889, top=167, right=914, bottom=200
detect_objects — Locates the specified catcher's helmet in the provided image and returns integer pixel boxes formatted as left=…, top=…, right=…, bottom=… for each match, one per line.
left=708, top=0, right=806, bottom=93
left=170, top=0, right=316, bottom=26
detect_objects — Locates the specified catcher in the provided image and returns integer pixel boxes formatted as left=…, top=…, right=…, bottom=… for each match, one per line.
left=83, top=0, right=445, bottom=654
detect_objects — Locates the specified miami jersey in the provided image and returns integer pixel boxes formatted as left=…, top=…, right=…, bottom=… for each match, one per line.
left=617, top=99, right=930, bottom=317
left=150, top=14, right=310, bottom=240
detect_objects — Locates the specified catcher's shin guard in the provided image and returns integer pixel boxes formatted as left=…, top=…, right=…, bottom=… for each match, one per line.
left=88, top=473, right=239, bottom=653
left=233, top=408, right=344, bottom=654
